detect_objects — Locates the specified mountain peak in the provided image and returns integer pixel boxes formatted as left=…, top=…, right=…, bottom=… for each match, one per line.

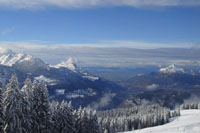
left=159, top=64, right=185, bottom=73
left=53, top=57, right=77, bottom=72
left=66, top=57, right=73, bottom=64
left=0, top=52, right=33, bottom=66
left=52, top=58, right=99, bottom=81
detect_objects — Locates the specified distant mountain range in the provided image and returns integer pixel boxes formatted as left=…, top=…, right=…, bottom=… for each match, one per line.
left=119, top=64, right=200, bottom=109
left=0, top=51, right=127, bottom=110
left=0, top=50, right=200, bottom=110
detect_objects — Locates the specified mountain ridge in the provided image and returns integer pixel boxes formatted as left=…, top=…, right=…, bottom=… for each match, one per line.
left=0, top=51, right=127, bottom=110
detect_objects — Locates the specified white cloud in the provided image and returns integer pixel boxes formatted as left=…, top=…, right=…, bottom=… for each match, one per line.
left=0, top=0, right=199, bottom=9
left=88, top=93, right=116, bottom=109
left=104, top=40, right=191, bottom=49
left=0, top=47, right=13, bottom=54
left=0, top=40, right=191, bottom=51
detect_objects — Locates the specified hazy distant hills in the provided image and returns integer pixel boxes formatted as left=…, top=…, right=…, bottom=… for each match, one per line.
left=125, top=64, right=200, bottom=91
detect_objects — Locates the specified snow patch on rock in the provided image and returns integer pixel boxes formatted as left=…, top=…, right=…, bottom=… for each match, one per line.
left=19, top=55, right=33, bottom=62
left=56, top=89, right=65, bottom=95
left=35, top=75, right=57, bottom=85
left=65, top=88, right=97, bottom=99
left=82, top=75, right=99, bottom=81
left=146, top=84, right=159, bottom=91
left=66, top=93, right=85, bottom=99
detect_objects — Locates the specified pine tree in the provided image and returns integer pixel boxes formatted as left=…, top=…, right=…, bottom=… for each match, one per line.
left=21, top=77, right=38, bottom=132
left=75, top=106, right=85, bottom=133
left=3, top=73, right=31, bottom=133
left=50, top=100, right=60, bottom=132
left=32, top=80, right=52, bottom=133
left=75, top=108, right=100, bottom=133
left=59, top=101, right=75, bottom=133
left=64, top=101, right=75, bottom=133
left=51, top=101, right=76, bottom=133
left=88, top=110, right=101, bottom=133
left=81, top=109, right=90, bottom=133
left=21, top=77, right=33, bottom=99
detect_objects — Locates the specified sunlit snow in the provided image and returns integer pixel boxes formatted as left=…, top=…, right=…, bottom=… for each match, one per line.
left=53, top=57, right=77, bottom=72
left=35, top=75, right=57, bottom=85
left=125, top=110, right=200, bottom=133
left=159, top=64, right=185, bottom=73
left=0, top=52, right=33, bottom=66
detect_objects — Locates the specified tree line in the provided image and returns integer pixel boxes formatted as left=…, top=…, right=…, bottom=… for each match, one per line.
left=97, top=105, right=180, bottom=132
left=181, top=103, right=200, bottom=110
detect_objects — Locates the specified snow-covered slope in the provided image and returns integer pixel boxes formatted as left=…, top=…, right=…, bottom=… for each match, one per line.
left=53, top=57, right=77, bottom=72
left=125, top=110, right=200, bottom=133
left=0, top=52, right=33, bottom=66
left=159, top=64, right=185, bottom=73
left=34, top=75, right=57, bottom=85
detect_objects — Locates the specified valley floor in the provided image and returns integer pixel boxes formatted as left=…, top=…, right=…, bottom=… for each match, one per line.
left=124, top=109, right=200, bottom=133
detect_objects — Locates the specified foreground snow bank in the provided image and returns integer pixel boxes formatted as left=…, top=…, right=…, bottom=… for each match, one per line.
left=124, top=110, right=200, bottom=133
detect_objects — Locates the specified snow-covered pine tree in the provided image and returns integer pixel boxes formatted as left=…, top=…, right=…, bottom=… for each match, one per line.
left=75, top=108, right=101, bottom=133
left=51, top=101, right=76, bottom=133
left=3, top=73, right=32, bottom=133
left=50, top=100, right=60, bottom=132
left=0, top=81, right=4, bottom=132
left=74, top=106, right=85, bottom=133
left=81, top=108, right=90, bottom=133
left=88, top=110, right=101, bottom=133
left=65, top=101, right=76, bottom=133
left=21, top=77, right=39, bottom=132
left=21, top=77, right=33, bottom=99
left=32, top=80, right=52, bottom=133
left=58, top=101, right=75, bottom=133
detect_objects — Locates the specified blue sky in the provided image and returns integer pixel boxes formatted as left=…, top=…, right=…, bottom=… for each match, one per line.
left=0, top=0, right=200, bottom=48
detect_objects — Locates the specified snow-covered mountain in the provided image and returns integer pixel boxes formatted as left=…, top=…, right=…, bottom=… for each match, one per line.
left=120, top=64, right=200, bottom=109
left=0, top=52, right=33, bottom=66
left=159, top=64, right=185, bottom=74
left=0, top=51, right=125, bottom=109
left=52, top=57, right=99, bottom=81
left=52, top=57, right=77, bottom=72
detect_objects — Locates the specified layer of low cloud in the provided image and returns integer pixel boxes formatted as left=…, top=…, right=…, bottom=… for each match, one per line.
left=0, top=40, right=191, bottom=50
left=0, top=47, right=13, bottom=54
left=0, top=41, right=200, bottom=67
left=0, top=0, right=199, bottom=9
left=88, top=93, right=116, bottom=109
